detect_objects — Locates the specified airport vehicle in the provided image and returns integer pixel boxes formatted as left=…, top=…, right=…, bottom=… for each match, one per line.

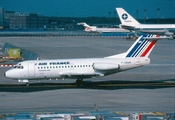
left=4, top=34, right=163, bottom=83
left=116, top=8, right=175, bottom=39
left=77, top=22, right=129, bottom=33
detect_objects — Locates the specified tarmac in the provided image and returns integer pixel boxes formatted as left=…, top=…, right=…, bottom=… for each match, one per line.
left=0, top=35, right=174, bottom=113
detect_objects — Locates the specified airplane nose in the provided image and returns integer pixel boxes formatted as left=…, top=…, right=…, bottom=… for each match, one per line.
left=4, top=71, right=11, bottom=78
left=4, top=71, right=12, bottom=78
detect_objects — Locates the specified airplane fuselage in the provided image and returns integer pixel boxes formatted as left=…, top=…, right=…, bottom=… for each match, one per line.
left=85, top=27, right=129, bottom=33
left=121, top=24, right=175, bottom=34
left=5, top=57, right=150, bottom=81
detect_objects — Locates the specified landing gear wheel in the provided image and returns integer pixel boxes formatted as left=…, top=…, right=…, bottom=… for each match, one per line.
left=76, top=78, right=83, bottom=86
left=26, top=83, right=29, bottom=86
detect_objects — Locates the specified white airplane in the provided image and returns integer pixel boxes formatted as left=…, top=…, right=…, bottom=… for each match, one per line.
left=116, top=8, right=175, bottom=38
left=77, top=22, right=129, bottom=33
left=4, top=34, right=164, bottom=84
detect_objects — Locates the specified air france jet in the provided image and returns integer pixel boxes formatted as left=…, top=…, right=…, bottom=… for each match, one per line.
left=77, top=22, right=129, bottom=33
left=5, top=34, right=162, bottom=83
left=116, top=8, right=175, bottom=39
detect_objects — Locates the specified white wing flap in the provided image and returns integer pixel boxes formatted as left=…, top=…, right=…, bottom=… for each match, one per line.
left=59, top=71, right=104, bottom=78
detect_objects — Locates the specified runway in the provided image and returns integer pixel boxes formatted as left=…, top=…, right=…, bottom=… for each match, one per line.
left=0, top=36, right=174, bottom=113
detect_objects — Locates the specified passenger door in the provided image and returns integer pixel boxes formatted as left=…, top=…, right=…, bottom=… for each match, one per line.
left=28, top=62, right=35, bottom=77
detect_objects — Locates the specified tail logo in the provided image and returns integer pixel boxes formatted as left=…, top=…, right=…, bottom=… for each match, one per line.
left=126, top=34, right=158, bottom=57
left=122, top=13, right=128, bottom=20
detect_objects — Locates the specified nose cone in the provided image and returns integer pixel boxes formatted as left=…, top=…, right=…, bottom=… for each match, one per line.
left=4, top=70, right=10, bottom=78
left=4, top=69, right=16, bottom=79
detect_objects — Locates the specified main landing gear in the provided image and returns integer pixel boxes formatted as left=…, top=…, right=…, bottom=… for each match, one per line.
left=25, top=83, right=29, bottom=86
left=76, top=78, right=83, bottom=86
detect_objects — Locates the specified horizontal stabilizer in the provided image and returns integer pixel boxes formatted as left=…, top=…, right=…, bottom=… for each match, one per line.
left=143, top=35, right=172, bottom=40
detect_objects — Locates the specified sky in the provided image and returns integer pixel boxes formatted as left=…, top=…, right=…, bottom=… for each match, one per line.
left=1, top=0, right=175, bottom=18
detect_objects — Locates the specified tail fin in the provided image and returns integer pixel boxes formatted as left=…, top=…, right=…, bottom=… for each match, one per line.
left=77, top=22, right=92, bottom=28
left=77, top=22, right=96, bottom=32
left=106, top=34, right=159, bottom=58
left=116, top=8, right=140, bottom=25
left=125, top=34, right=158, bottom=57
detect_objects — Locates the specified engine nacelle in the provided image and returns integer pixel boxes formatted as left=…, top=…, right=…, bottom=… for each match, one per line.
left=93, top=62, right=119, bottom=70
left=165, top=31, right=174, bottom=36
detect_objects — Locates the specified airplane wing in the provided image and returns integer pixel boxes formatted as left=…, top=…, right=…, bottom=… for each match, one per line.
left=59, top=71, right=104, bottom=79
left=120, top=24, right=136, bottom=30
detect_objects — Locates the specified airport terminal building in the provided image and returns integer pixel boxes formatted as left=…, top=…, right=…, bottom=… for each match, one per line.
left=0, top=7, right=78, bottom=30
left=5, top=11, right=49, bottom=29
left=0, top=7, right=4, bottom=29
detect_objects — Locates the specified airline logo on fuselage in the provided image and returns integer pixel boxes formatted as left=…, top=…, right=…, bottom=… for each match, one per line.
left=38, top=62, right=70, bottom=66
left=38, top=63, right=47, bottom=65
left=50, top=62, right=70, bottom=65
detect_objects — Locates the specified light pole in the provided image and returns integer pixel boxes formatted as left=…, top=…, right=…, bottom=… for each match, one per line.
left=144, top=9, right=147, bottom=23
left=136, top=10, right=139, bottom=20
left=174, top=6, right=175, bottom=18
left=157, top=8, right=160, bottom=24
left=108, top=11, right=111, bottom=18
left=114, top=11, right=116, bottom=18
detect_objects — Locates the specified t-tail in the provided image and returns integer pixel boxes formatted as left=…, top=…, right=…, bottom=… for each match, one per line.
left=77, top=22, right=96, bottom=32
left=106, top=34, right=160, bottom=58
left=125, top=34, right=159, bottom=57
left=77, top=22, right=91, bottom=28
left=116, top=8, right=140, bottom=25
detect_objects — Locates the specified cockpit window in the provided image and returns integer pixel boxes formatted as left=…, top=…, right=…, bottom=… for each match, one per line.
left=14, top=66, right=17, bottom=68
left=14, top=65, right=23, bottom=69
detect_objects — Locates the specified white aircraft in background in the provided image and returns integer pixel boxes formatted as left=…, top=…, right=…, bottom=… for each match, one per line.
left=5, top=34, right=165, bottom=84
left=77, top=22, right=129, bottom=33
left=116, top=8, right=175, bottom=39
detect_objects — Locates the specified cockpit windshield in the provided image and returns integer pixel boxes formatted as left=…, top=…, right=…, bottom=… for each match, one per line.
left=13, top=64, right=23, bottom=69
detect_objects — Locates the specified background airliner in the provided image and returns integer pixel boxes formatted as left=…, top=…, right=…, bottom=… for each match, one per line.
left=5, top=34, right=164, bottom=84
left=116, top=8, right=175, bottom=39
left=77, top=22, right=129, bottom=33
